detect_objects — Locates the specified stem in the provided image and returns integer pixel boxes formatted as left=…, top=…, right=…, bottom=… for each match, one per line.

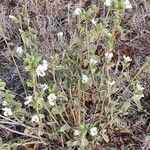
left=0, top=123, right=43, bottom=140
left=68, top=87, right=77, bottom=125
left=86, top=21, right=90, bottom=59
left=32, top=69, right=37, bottom=98
left=45, top=105, right=59, bottom=125
left=61, top=134, right=64, bottom=148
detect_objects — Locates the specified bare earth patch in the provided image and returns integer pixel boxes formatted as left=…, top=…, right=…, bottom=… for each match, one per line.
left=0, top=0, right=150, bottom=149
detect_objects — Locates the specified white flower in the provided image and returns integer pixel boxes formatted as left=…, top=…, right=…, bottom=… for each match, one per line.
left=74, top=130, right=80, bottom=136
left=36, top=60, right=48, bottom=77
left=38, top=97, right=44, bottom=101
left=16, top=46, right=23, bottom=54
left=90, top=127, right=98, bottom=136
left=89, top=58, right=97, bottom=65
left=31, top=115, right=39, bottom=123
left=2, top=107, right=13, bottom=116
left=9, top=15, right=17, bottom=20
left=40, top=84, right=48, bottom=91
left=48, top=93, right=57, bottom=106
left=107, top=80, right=115, bottom=86
left=132, top=94, right=144, bottom=100
left=74, top=8, right=81, bottom=16
left=42, top=60, right=48, bottom=70
left=124, top=0, right=132, bottom=9
left=81, top=74, right=89, bottom=83
left=57, top=32, right=63, bottom=37
left=104, top=0, right=112, bottom=6
left=104, top=0, right=132, bottom=9
left=136, top=83, right=144, bottom=92
left=36, top=65, right=46, bottom=77
left=91, top=18, right=97, bottom=25
left=2, top=101, right=7, bottom=106
left=123, top=55, right=132, bottom=62
left=24, top=96, right=32, bottom=105
left=105, top=52, right=113, bottom=60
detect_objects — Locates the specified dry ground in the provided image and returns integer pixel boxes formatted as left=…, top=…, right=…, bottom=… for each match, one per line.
left=0, top=0, right=150, bottom=149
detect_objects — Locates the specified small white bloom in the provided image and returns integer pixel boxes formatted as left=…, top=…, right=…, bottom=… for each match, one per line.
left=57, top=32, right=63, bottom=37
left=74, top=130, right=80, bottom=136
left=36, top=65, right=46, bottom=77
left=2, top=107, right=13, bottom=116
left=42, top=59, right=48, bottom=70
left=48, top=93, right=57, bottom=106
left=9, top=15, right=17, bottom=20
left=74, top=8, right=81, bottom=16
left=105, top=52, right=113, bottom=60
left=104, top=0, right=112, bottom=6
left=104, top=0, right=132, bottom=9
left=132, top=94, right=144, bottom=100
left=107, top=80, right=115, bottom=86
left=90, top=127, right=98, bottom=136
left=81, top=74, right=89, bottom=83
left=31, top=115, right=39, bottom=123
left=16, top=46, right=23, bottom=55
left=124, top=0, right=132, bottom=9
left=91, top=18, right=97, bottom=25
left=136, top=83, right=144, bottom=92
left=90, top=58, right=98, bottom=65
left=40, top=84, right=48, bottom=91
left=36, top=60, right=48, bottom=77
left=24, top=96, right=32, bottom=105
left=2, top=101, right=7, bottom=106
left=35, top=60, right=48, bottom=77
left=123, top=55, right=132, bottom=62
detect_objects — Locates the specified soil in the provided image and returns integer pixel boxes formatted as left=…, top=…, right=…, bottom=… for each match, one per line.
left=0, top=0, right=150, bottom=150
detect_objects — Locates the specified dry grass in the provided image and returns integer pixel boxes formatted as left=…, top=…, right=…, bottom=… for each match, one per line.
left=0, top=0, right=150, bottom=150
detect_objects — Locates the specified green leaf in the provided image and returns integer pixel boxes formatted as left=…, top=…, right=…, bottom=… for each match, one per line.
left=57, top=92, right=68, bottom=101
left=14, top=108, right=27, bottom=117
left=81, top=136, right=89, bottom=147
left=51, top=106, right=65, bottom=115
left=72, top=141, right=79, bottom=146
left=24, top=128, right=34, bottom=135
left=0, top=79, right=6, bottom=90
left=26, top=79, right=33, bottom=88
left=132, top=97, right=142, bottom=111
left=60, top=124, right=70, bottom=132
left=5, top=90, right=15, bottom=99
left=122, top=102, right=131, bottom=112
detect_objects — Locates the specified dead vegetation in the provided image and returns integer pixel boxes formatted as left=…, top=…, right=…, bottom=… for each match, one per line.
left=0, top=0, right=150, bottom=150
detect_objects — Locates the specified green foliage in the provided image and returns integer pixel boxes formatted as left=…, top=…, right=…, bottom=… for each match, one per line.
left=0, top=79, right=6, bottom=90
left=0, top=1, right=146, bottom=149
left=24, top=53, right=42, bottom=71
